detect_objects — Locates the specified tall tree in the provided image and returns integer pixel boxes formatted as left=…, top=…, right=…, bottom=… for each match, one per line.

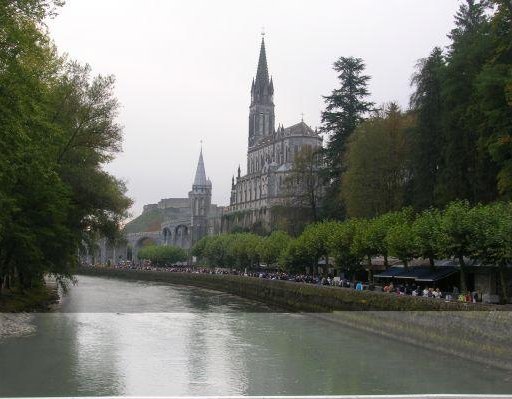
left=341, top=103, right=413, bottom=218
left=410, top=47, right=445, bottom=209
left=479, top=0, right=512, bottom=197
left=436, top=0, right=496, bottom=205
left=320, top=56, right=374, bottom=219
left=0, top=0, right=131, bottom=292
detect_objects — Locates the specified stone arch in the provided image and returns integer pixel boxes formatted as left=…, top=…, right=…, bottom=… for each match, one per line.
left=173, top=224, right=190, bottom=248
left=162, top=227, right=172, bottom=245
left=126, top=244, right=133, bottom=261
left=132, top=236, right=158, bottom=262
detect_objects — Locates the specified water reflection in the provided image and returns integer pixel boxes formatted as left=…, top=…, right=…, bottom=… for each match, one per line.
left=0, top=275, right=511, bottom=397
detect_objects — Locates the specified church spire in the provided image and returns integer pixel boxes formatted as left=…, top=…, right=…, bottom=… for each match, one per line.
left=248, top=34, right=275, bottom=146
left=193, top=148, right=208, bottom=187
left=255, top=37, right=269, bottom=86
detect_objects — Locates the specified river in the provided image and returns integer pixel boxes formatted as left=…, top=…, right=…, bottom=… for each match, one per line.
left=0, top=275, right=511, bottom=396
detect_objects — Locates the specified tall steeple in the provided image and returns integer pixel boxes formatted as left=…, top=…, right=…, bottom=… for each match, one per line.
left=189, top=147, right=211, bottom=245
left=255, top=37, right=269, bottom=87
left=193, top=148, right=208, bottom=187
left=248, top=35, right=275, bottom=147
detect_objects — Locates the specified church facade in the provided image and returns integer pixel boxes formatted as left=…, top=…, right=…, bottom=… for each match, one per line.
left=223, top=37, right=323, bottom=231
left=89, top=37, right=322, bottom=264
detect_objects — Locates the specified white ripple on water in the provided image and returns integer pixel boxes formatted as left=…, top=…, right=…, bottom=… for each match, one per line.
left=0, top=313, right=36, bottom=339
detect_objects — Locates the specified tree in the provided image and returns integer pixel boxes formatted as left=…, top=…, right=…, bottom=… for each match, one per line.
left=258, top=231, right=291, bottom=269
left=0, top=0, right=131, bottom=293
left=436, top=0, right=496, bottom=205
left=468, top=202, right=512, bottom=303
left=137, top=245, right=187, bottom=266
left=327, top=219, right=361, bottom=275
left=228, top=233, right=263, bottom=270
left=279, top=238, right=315, bottom=274
left=440, top=201, right=478, bottom=292
left=320, top=56, right=374, bottom=219
left=477, top=2, right=512, bottom=197
left=191, top=236, right=212, bottom=263
left=297, top=222, right=337, bottom=275
left=412, top=208, right=445, bottom=268
left=203, top=235, right=234, bottom=268
left=410, top=47, right=445, bottom=209
left=341, top=103, right=413, bottom=218
left=385, top=223, right=417, bottom=268
left=284, top=146, right=323, bottom=222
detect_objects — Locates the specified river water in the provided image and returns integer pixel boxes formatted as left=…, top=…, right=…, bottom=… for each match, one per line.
left=0, top=275, right=511, bottom=396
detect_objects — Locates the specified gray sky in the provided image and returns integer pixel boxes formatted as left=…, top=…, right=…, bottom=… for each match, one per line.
left=47, top=0, right=460, bottom=218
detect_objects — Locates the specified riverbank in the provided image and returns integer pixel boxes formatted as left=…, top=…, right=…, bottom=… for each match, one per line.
left=0, top=282, right=59, bottom=312
left=76, top=267, right=512, bottom=371
left=76, top=266, right=500, bottom=311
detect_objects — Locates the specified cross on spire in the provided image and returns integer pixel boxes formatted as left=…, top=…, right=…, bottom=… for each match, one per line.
left=300, top=112, right=304, bottom=122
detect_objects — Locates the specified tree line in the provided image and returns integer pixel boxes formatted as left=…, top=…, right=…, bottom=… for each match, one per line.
left=193, top=201, right=512, bottom=302
left=137, top=245, right=187, bottom=266
left=0, top=1, right=131, bottom=294
left=316, top=0, right=512, bottom=220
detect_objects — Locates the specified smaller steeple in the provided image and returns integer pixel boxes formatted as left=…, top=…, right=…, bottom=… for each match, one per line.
left=193, top=147, right=209, bottom=187
left=237, top=165, right=241, bottom=179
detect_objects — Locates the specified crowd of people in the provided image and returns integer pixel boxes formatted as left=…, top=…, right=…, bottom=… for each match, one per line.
left=83, top=260, right=482, bottom=303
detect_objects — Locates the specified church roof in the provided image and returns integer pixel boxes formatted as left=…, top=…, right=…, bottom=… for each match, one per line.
left=193, top=149, right=209, bottom=187
left=282, top=121, right=318, bottom=137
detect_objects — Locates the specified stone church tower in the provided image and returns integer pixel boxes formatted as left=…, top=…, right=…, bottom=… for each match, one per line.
left=188, top=148, right=212, bottom=244
left=248, top=38, right=275, bottom=147
left=224, top=36, right=323, bottom=232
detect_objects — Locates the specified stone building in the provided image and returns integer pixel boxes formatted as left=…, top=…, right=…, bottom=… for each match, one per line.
left=90, top=149, right=222, bottom=264
left=89, top=36, right=323, bottom=264
left=224, top=37, right=323, bottom=231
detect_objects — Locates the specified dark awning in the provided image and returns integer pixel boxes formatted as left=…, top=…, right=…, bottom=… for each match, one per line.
left=374, top=266, right=458, bottom=282
left=415, top=267, right=458, bottom=282
left=374, top=267, right=406, bottom=278
left=395, top=267, right=435, bottom=280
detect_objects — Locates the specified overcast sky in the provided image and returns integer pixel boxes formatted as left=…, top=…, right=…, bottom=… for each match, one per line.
left=47, top=0, right=460, bottom=218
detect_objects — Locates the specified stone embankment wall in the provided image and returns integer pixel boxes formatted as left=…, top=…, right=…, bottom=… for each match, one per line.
left=76, top=267, right=499, bottom=311
left=76, top=267, right=512, bottom=371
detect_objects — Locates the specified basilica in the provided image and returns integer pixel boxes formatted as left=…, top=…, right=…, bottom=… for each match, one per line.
left=224, top=37, right=323, bottom=230
left=91, top=37, right=322, bottom=263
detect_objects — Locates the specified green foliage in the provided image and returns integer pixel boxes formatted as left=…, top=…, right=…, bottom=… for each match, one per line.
left=327, top=219, right=361, bottom=273
left=258, top=231, right=291, bottom=267
left=279, top=238, right=316, bottom=274
left=440, top=201, right=478, bottom=291
left=409, top=47, right=445, bottom=209
left=0, top=1, right=131, bottom=292
left=192, top=233, right=263, bottom=270
left=411, top=208, right=445, bottom=266
left=385, top=222, right=416, bottom=268
left=137, top=245, right=187, bottom=265
left=320, top=56, right=375, bottom=219
left=342, top=103, right=414, bottom=218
